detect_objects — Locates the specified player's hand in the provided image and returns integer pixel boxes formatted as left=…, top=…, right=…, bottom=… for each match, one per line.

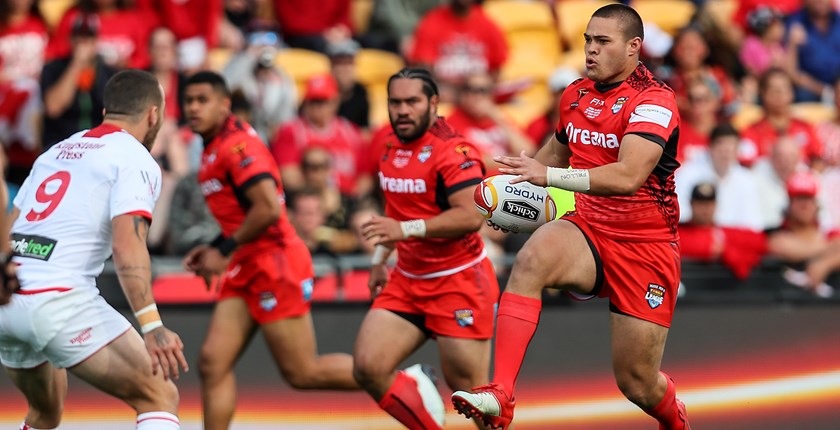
left=368, top=263, right=389, bottom=299
left=182, top=245, right=210, bottom=272
left=0, top=254, right=20, bottom=306
left=495, top=150, right=549, bottom=186
left=199, top=247, right=230, bottom=274
left=361, top=215, right=403, bottom=245
left=143, top=326, right=189, bottom=381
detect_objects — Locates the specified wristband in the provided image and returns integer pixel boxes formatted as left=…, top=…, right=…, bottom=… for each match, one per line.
left=135, top=303, right=162, bottom=327
left=546, top=167, right=591, bottom=192
left=141, top=320, right=164, bottom=334
left=134, top=303, right=158, bottom=318
left=400, top=219, right=427, bottom=238
left=211, top=234, right=238, bottom=257
left=371, top=244, right=393, bottom=265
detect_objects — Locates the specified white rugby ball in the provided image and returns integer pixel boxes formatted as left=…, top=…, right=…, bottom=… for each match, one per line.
left=474, top=175, right=558, bottom=233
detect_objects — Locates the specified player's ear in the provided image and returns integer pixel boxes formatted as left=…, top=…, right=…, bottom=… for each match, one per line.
left=429, top=94, right=439, bottom=114
left=627, top=36, right=642, bottom=57
left=148, top=104, right=160, bottom=128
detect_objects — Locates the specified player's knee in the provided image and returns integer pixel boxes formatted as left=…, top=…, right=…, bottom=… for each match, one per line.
left=615, top=369, right=659, bottom=407
left=28, top=405, right=63, bottom=428
left=283, top=367, right=317, bottom=390
left=197, top=347, right=223, bottom=381
left=352, top=356, right=387, bottom=389
left=511, top=238, right=551, bottom=282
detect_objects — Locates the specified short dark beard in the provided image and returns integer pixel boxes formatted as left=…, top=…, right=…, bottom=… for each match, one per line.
left=392, top=107, right=432, bottom=143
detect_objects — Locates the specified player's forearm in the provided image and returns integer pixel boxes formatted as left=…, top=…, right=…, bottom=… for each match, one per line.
left=112, top=243, right=155, bottom=312
left=230, top=204, right=279, bottom=245
left=44, top=64, right=85, bottom=118
left=534, top=135, right=570, bottom=168
left=421, top=206, right=484, bottom=239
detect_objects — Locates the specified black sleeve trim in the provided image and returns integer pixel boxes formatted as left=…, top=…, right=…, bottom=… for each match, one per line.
left=446, top=177, right=482, bottom=196
left=231, top=172, right=277, bottom=210
left=238, top=172, right=277, bottom=193
left=555, top=129, right=569, bottom=145
left=627, top=131, right=667, bottom=148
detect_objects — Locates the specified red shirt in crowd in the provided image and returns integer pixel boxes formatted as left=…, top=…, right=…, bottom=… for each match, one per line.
left=271, top=116, right=370, bottom=195
left=738, top=117, right=823, bottom=166
left=48, top=7, right=151, bottom=69
left=410, top=5, right=508, bottom=82
left=273, top=0, right=351, bottom=36
left=198, top=116, right=299, bottom=257
left=677, top=121, right=710, bottom=164
left=679, top=224, right=768, bottom=280
left=0, top=16, right=48, bottom=81
left=136, top=0, right=222, bottom=45
left=446, top=107, right=529, bottom=175
left=556, top=64, right=681, bottom=242
left=733, top=0, right=801, bottom=30
left=525, top=114, right=553, bottom=148
left=374, top=118, right=486, bottom=277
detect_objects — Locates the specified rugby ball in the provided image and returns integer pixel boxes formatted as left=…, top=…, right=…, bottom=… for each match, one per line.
left=474, top=175, right=558, bottom=233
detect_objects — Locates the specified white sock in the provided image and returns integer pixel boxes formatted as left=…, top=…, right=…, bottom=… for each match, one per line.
left=20, top=422, right=54, bottom=430
left=136, top=411, right=180, bottom=429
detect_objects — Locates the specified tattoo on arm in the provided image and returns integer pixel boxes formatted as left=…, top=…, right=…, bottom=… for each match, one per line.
left=154, top=328, right=168, bottom=346
left=132, top=216, right=150, bottom=241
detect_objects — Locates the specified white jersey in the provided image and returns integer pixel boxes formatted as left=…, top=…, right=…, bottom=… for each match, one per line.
left=10, top=124, right=161, bottom=292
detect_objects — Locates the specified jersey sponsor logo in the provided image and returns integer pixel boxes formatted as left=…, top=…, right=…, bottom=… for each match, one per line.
left=645, top=283, right=666, bottom=309
left=418, top=145, right=433, bottom=163
left=259, top=291, right=277, bottom=312
left=393, top=149, right=413, bottom=168
left=69, top=327, right=93, bottom=345
left=141, top=170, right=157, bottom=198
left=629, top=104, right=673, bottom=128
left=570, top=88, right=589, bottom=109
left=584, top=106, right=602, bottom=119
left=378, top=172, right=427, bottom=194
left=565, top=122, right=619, bottom=149
left=239, top=156, right=256, bottom=168
left=10, top=233, right=57, bottom=261
left=200, top=178, right=224, bottom=196
left=454, top=309, right=474, bottom=327
left=611, top=97, right=628, bottom=114
left=590, top=98, right=605, bottom=106
left=502, top=200, right=539, bottom=221
left=459, top=160, right=477, bottom=170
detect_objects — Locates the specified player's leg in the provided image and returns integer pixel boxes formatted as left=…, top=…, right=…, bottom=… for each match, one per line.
left=437, top=337, right=494, bottom=430
left=3, top=363, right=68, bottom=429
left=197, top=297, right=257, bottom=430
left=611, top=313, right=689, bottom=429
left=353, top=308, right=442, bottom=430
left=452, top=220, right=598, bottom=429
left=69, top=329, right=180, bottom=429
left=260, top=311, right=357, bottom=390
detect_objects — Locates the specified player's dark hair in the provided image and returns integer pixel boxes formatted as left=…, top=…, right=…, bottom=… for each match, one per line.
left=592, top=3, right=644, bottom=42
left=103, top=69, right=163, bottom=119
left=387, top=68, right=439, bottom=99
left=185, top=70, right=231, bottom=98
left=709, top=122, right=739, bottom=143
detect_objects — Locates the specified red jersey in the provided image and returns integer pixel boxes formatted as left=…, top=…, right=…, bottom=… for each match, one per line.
left=198, top=116, right=300, bottom=257
left=410, top=5, right=508, bottom=82
left=271, top=116, right=370, bottom=195
left=555, top=64, right=681, bottom=242
left=273, top=0, right=351, bottom=36
left=48, top=8, right=151, bottom=69
left=137, top=0, right=221, bottom=45
left=446, top=108, right=532, bottom=175
left=0, top=16, right=48, bottom=81
left=375, top=118, right=486, bottom=277
left=677, top=121, right=710, bottom=164
left=738, top=117, right=823, bottom=166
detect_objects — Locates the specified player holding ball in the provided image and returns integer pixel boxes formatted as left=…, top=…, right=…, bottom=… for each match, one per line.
left=452, top=4, right=691, bottom=430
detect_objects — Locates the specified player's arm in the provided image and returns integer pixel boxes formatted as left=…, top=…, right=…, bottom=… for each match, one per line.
left=584, top=134, right=663, bottom=196
left=112, top=213, right=188, bottom=379
left=215, top=177, right=280, bottom=253
left=533, top=133, right=572, bottom=168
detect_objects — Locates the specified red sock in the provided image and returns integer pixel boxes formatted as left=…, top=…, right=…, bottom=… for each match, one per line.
left=378, top=371, right=442, bottom=430
left=492, top=292, right=542, bottom=396
left=646, top=372, right=684, bottom=430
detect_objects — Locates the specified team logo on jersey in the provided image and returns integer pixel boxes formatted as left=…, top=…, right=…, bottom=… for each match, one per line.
left=141, top=170, right=157, bottom=197
left=301, top=278, right=313, bottom=301
left=455, top=144, right=471, bottom=157
left=611, top=97, right=628, bottom=114
left=417, top=145, right=433, bottom=163
left=10, top=234, right=57, bottom=261
left=232, top=142, right=247, bottom=155
left=645, top=283, right=666, bottom=309
left=454, top=309, right=474, bottom=327
left=259, top=291, right=278, bottom=311
left=570, top=88, right=589, bottom=109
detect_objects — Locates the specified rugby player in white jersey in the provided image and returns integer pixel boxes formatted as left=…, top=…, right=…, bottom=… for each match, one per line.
left=0, top=69, right=188, bottom=430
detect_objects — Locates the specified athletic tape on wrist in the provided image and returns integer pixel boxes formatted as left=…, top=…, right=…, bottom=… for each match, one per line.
left=134, top=303, right=158, bottom=318
left=141, top=320, right=164, bottom=334
left=371, top=245, right=393, bottom=265
left=546, top=167, right=590, bottom=192
left=400, top=219, right=427, bottom=238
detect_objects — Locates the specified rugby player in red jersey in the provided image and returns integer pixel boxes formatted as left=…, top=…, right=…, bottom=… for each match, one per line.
left=180, top=71, right=359, bottom=430
left=452, top=5, right=691, bottom=430
left=355, top=68, right=500, bottom=430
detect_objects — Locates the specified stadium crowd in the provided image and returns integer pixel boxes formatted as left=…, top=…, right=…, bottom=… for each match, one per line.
left=0, top=0, right=839, bottom=297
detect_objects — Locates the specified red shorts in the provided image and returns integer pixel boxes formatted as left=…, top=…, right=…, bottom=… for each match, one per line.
left=218, top=241, right=314, bottom=325
left=564, top=215, right=681, bottom=328
left=372, top=257, right=500, bottom=339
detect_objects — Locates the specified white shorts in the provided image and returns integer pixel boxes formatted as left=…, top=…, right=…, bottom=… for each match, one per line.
left=0, top=287, right=132, bottom=369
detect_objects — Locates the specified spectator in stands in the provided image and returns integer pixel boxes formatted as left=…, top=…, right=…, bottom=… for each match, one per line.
left=666, top=25, right=739, bottom=117
left=300, top=146, right=358, bottom=253
left=739, top=68, right=823, bottom=167
left=224, top=32, right=297, bottom=142
left=409, top=0, right=508, bottom=102
left=525, top=67, right=580, bottom=148
left=733, top=0, right=802, bottom=34
left=679, top=183, right=768, bottom=280
left=0, top=0, right=45, bottom=186
left=678, top=79, right=722, bottom=164
left=288, top=188, right=333, bottom=256
left=767, top=171, right=839, bottom=297
left=271, top=73, right=372, bottom=197
left=48, top=0, right=151, bottom=69
left=739, top=6, right=793, bottom=102
left=328, top=39, right=370, bottom=132
left=362, top=0, right=443, bottom=55
left=752, top=136, right=809, bottom=229
left=815, top=77, right=840, bottom=227
left=446, top=71, right=535, bottom=175
left=676, top=123, right=764, bottom=231
left=167, top=171, right=221, bottom=255
left=149, top=27, right=185, bottom=124
left=347, top=200, right=382, bottom=256
left=41, top=13, right=118, bottom=149
left=273, top=0, right=352, bottom=54
left=786, top=0, right=840, bottom=102
left=136, top=0, right=225, bottom=74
